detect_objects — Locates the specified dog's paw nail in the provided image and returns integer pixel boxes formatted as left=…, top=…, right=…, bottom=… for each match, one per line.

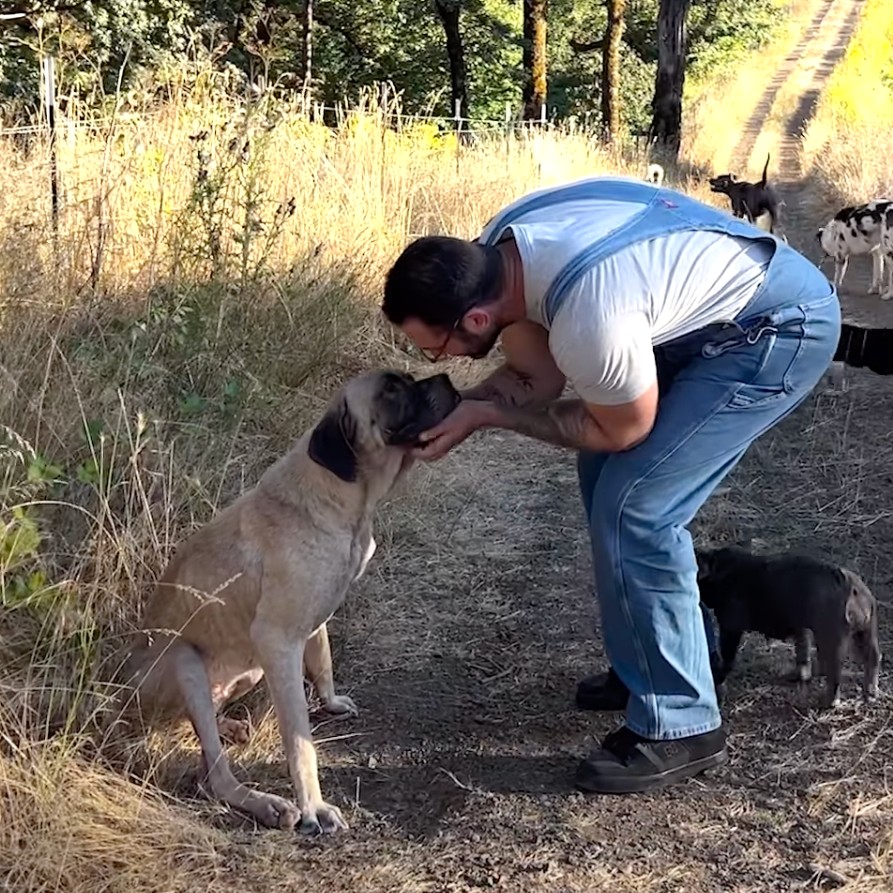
left=277, top=804, right=300, bottom=831
left=326, top=695, right=358, bottom=716
left=318, top=803, right=349, bottom=833
left=300, top=803, right=347, bottom=834
left=299, top=816, right=322, bottom=835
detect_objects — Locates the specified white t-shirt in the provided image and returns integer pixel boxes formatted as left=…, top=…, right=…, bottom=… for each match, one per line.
left=478, top=183, right=774, bottom=406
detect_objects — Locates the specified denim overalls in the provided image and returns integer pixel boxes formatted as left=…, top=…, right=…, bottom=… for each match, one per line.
left=481, top=177, right=841, bottom=739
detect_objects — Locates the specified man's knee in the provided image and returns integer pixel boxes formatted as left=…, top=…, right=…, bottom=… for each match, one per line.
left=589, top=475, right=694, bottom=573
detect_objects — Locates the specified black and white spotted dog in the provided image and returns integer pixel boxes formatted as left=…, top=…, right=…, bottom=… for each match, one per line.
left=816, top=199, right=893, bottom=297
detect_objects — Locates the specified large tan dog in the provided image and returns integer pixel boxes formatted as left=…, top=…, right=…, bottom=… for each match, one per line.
left=106, top=370, right=460, bottom=834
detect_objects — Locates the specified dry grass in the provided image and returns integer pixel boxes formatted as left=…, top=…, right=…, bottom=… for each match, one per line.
left=0, top=65, right=727, bottom=892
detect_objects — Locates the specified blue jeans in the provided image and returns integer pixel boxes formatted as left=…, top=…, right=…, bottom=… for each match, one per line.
left=576, top=253, right=841, bottom=740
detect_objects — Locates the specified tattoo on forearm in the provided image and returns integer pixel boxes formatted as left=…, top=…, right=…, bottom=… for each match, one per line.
left=461, top=367, right=538, bottom=408
left=499, top=399, right=593, bottom=450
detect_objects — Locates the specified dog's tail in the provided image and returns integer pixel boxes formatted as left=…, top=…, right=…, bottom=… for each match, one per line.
left=759, top=153, right=770, bottom=187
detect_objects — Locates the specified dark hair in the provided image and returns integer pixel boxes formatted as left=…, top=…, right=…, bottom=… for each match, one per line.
left=381, top=235, right=503, bottom=329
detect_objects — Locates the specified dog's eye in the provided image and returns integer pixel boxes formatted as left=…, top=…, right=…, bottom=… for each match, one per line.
left=381, top=379, right=407, bottom=401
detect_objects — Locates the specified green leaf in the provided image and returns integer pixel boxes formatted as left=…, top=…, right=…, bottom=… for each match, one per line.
left=76, top=459, right=101, bottom=485
left=82, top=418, right=105, bottom=448
left=26, top=454, right=65, bottom=485
left=180, top=392, right=208, bottom=416
left=1, top=509, right=42, bottom=566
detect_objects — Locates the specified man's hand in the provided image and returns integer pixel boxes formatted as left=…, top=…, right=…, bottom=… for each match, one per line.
left=412, top=400, right=496, bottom=461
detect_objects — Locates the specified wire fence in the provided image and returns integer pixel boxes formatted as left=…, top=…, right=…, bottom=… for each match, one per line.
left=0, top=58, right=659, bottom=256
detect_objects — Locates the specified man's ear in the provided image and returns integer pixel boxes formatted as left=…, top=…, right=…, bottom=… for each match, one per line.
left=463, top=307, right=490, bottom=334
left=308, top=401, right=358, bottom=483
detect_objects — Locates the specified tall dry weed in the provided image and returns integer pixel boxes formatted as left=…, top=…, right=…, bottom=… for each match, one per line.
left=0, top=60, right=722, bottom=890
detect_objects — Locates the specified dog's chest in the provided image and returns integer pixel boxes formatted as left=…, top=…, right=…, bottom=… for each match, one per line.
left=296, top=524, right=375, bottom=635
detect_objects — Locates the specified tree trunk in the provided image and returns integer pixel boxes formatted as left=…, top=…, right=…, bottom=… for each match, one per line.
left=433, top=0, right=469, bottom=127
left=522, top=0, right=548, bottom=121
left=648, top=0, right=691, bottom=160
left=302, top=0, right=313, bottom=91
left=600, top=0, right=626, bottom=142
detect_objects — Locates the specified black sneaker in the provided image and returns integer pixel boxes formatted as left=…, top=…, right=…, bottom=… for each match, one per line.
left=575, top=724, right=728, bottom=794
left=576, top=657, right=727, bottom=712
left=575, top=667, right=629, bottom=711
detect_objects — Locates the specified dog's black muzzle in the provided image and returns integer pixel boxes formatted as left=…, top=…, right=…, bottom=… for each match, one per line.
left=386, top=374, right=462, bottom=446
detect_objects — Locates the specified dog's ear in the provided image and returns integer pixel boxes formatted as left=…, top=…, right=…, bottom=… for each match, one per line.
left=845, top=589, right=873, bottom=629
left=842, top=570, right=874, bottom=628
left=308, top=400, right=358, bottom=483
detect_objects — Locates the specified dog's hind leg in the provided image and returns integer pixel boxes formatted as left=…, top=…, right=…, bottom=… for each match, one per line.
left=794, top=629, right=812, bottom=683
left=170, top=643, right=301, bottom=829
left=815, top=634, right=846, bottom=707
left=853, top=627, right=881, bottom=701
left=718, top=626, right=744, bottom=678
left=869, top=249, right=884, bottom=295
left=835, top=257, right=849, bottom=289
left=304, top=622, right=358, bottom=716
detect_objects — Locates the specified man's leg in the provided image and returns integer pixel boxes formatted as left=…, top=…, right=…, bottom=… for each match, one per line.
left=575, top=454, right=721, bottom=713
left=574, top=450, right=632, bottom=710
left=575, top=293, right=840, bottom=793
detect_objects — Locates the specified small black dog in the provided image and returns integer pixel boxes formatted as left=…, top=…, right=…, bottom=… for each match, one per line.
left=708, top=154, right=782, bottom=233
left=696, top=546, right=881, bottom=707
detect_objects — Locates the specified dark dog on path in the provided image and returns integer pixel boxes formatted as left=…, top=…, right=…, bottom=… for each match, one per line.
left=695, top=546, right=881, bottom=707
left=708, top=154, right=782, bottom=233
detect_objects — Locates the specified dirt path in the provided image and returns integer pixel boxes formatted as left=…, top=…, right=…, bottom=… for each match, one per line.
left=728, top=0, right=889, bottom=326
left=197, top=5, right=893, bottom=891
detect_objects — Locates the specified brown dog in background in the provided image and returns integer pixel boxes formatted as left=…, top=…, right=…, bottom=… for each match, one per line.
left=104, top=370, right=461, bottom=834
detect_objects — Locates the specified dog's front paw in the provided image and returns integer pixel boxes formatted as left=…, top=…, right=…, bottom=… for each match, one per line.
left=323, top=694, right=358, bottom=716
left=300, top=801, right=349, bottom=835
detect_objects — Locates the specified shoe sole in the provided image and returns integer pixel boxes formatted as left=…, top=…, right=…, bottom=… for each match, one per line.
left=574, top=747, right=729, bottom=794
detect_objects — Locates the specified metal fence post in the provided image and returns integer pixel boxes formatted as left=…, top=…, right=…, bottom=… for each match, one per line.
left=41, top=55, right=59, bottom=237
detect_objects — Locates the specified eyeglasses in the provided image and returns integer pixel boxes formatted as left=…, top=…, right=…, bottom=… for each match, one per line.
left=420, top=318, right=461, bottom=363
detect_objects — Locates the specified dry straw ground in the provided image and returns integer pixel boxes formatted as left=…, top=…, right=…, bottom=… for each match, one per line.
left=2, top=2, right=893, bottom=889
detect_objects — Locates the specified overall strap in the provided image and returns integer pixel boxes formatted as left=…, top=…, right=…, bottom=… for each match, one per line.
left=540, top=192, right=780, bottom=326
left=479, top=177, right=662, bottom=247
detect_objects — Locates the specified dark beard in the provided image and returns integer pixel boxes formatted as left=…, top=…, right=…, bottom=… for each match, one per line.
left=462, top=327, right=501, bottom=359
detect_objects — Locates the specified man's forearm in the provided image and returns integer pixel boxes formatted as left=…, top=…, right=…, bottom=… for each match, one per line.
left=461, top=364, right=560, bottom=408
left=484, top=399, right=644, bottom=453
